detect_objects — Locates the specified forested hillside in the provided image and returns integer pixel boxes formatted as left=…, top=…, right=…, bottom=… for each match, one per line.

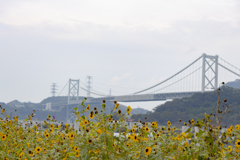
left=132, top=86, right=240, bottom=126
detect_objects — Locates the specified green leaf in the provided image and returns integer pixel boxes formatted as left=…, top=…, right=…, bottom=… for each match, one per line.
left=186, top=128, right=191, bottom=133
left=114, top=136, right=120, bottom=142
left=106, top=138, right=113, bottom=152
left=197, top=130, right=205, bottom=138
left=186, top=133, right=193, bottom=138
left=188, top=155, right=192, bottom=160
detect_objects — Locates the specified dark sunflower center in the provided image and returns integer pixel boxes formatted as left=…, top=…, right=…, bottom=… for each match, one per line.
left=146, top=149, right=149, bottom=152
left=238, top=142, right=240, bottom=145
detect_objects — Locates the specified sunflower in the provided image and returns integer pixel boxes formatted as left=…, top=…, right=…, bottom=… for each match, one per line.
left=118, top=109, right=122, bottom=115
left=142, top=138, right=148, bottom=142
left=144, top=147, right=152, bottom=156
left=28, top=150, right=33, bottom=156
left=89, top=113, right=95, bottom=119
left=49, top=129, right=54, bottom=134
left=133, top=134, right=138, bottom=142
left=50, top=124, right=54, bottom=128
left=70, top=133, right=74, bottom=139
left=228, top=145, right=232, bottom=152
left=156, top=133, right=160, bottom=137
left=35, top=147, right=41, bottom=154
left=127, top=106, right=131, bottom=113
left=145, top=127, right=149, bottom=132
left=236, top=124, right=240, bottom=130
left=86, top=104, right=90, bottom=111
left=2, top=135, right=6, bottom=140
left=132, top=128, right=135, bottom=133
left=75, top=150, right=80, bottom=157
left=95, top=111, right=98, bottom=114
left=88, top=139, right=93, bottom=144
left=167, top=127, right=171, bottom=132
left=167, top=121, right=171, bottom=126
left=74, top=146, right=78, bottom=151
left=151, top=122, right=156, bottom=127
left=191, top=119, right=195, bottom=124
left=184, top=141, right=188, bottom=147
left=127, top=135, right=132, bottom=140
left=44, top=133, right=49, bottom=138
left=8, top=120, right=12, bottom=124
left=114, top=103, right=119, bottom=110
left=97, top=129, right=103, bottom=134
left=236, top=146, right=240, bottom=153
left=84, top=120, right=89, bottom=125
left=227, top=128, right=232, bottom=134
left=236, top=140, right=240, bottom=147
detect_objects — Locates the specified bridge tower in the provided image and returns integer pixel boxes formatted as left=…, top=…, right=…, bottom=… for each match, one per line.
left=201, top=53, right=218, bottom=92
left=86, top=76, right=92, bottom=97
left=67, top=79, right=79, bottom=123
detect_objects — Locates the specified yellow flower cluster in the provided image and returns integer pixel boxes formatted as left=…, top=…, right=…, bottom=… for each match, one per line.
left=0, top=101, right=240, bottom=159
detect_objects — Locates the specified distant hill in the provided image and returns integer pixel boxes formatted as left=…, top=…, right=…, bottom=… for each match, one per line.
left=1, top=96, right=148, bottom=122
left=131, top=86, right=240, bottom=126
left=132, top=108, right=148, bottom=114
left=226, top=79, right=240, bottom=89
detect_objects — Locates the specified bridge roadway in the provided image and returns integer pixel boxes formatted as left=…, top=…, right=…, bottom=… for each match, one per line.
left=68, top=91, right=201, bottom=105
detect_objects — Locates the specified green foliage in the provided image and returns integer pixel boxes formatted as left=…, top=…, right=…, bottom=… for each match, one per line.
left=132, top=86, right=240, bottom=126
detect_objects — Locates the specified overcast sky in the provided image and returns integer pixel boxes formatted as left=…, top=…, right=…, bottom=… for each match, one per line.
left=0, top=0, right=240, bottom=110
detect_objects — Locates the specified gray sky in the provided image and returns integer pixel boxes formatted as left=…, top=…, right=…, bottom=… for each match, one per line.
left=0, top=0, right=240, bottom=110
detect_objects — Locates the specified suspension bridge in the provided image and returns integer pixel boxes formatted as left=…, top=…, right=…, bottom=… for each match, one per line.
left=48, top=53, right=240, bottom=123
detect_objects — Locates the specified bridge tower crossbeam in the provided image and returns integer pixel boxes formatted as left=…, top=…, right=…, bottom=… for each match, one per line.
left=201, top=53, right=218, bottom=92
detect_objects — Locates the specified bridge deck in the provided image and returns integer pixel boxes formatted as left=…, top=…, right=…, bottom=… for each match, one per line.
left=68, top=91, right=201, bottom=104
